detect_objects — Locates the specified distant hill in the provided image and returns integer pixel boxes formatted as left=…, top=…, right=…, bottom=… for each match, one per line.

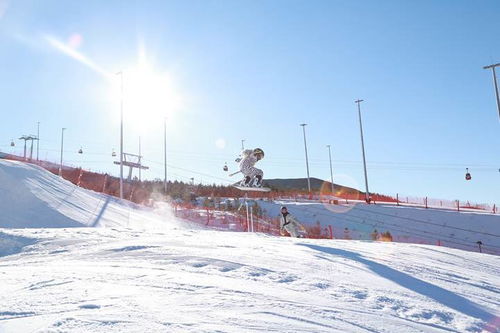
left=263, top=177, right=363, bottom=195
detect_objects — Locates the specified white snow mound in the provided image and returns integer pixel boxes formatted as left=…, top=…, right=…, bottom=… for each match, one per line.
left=0, top=159, right=174, bottom=229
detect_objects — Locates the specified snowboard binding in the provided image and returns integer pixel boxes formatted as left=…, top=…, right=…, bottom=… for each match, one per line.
left=239, top=175, right=263, bottom=188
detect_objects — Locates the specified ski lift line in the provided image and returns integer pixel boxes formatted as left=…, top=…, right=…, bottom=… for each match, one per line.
left=351, top=205, right=500, bottom=238
left=142, top=158, right=234, bottom=184
left=144, top=154, right=499, bottom=172
left=8, top=143, right=497, bottom=170
left=165, top=165, right=233, bottom=184
left=100, top=145, right=500, bottom=169
left=259, top=155, right=498, bottom=168
left=2, top=137, right=498, bottom=168
left=37, top=150, right=499, bottom=173
left=13, top=136, right=489, bottom=168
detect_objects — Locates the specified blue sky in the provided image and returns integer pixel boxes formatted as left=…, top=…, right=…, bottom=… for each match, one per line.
left=1, top=0, right=499, bottom=204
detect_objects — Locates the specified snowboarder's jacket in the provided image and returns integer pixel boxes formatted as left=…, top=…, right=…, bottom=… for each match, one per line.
left=279, top=212, right=302, bottom=237
left=239, top=149, right=263, bottom=178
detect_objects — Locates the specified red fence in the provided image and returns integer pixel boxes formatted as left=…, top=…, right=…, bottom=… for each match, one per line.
left=1, top=153, right=152, bottom=205
left=276, top=192, right=497, bottom=214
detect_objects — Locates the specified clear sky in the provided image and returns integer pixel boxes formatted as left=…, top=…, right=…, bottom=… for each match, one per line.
left=1, top=0, right=499, bottom=205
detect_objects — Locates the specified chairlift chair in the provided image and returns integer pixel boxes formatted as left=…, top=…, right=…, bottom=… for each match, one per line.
left=465, top=168, right=471, bottom=181
left=223, top=162, right=228, bottom=172
left=112, top=149, right=117, bottom=157
left=10, top=140, right=14, bottom=147
left=78, top=147, right=83, bottom=154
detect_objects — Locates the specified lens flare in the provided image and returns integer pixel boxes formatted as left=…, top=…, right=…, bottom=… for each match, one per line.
left=320, top=173, right=361, bottom=214
left=215, top=138, right=226, bottom=149
left=43, top=34, right=111, bottom=79
left=67, top=33, right=83, bottom=49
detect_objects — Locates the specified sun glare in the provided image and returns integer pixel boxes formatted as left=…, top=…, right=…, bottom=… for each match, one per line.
left=116, top=63, right=183, bottom=131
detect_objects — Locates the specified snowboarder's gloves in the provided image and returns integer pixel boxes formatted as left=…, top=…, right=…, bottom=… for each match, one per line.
left=235, top=158, right=241, bottom=162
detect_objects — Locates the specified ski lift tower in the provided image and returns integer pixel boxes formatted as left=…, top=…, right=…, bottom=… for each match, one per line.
left=18, top=135, right=39, bottom=161
left=114, top=152, right=149, bottom=181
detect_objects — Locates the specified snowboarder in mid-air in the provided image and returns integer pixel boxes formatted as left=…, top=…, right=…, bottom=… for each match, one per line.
left=235, top=148, right=265, bottom=188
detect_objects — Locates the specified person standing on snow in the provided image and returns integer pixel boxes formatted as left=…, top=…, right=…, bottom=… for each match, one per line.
left=279, top=206, right=304, bottom=238
left=235, top=148, right=265, bottom=187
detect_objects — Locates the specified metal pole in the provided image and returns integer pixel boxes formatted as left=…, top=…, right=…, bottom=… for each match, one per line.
left=245, top=195, right=250, bottom=232
left=327, top=145, right=334, bottom=195
left=138, top=136, right=142, bottom=182
left=29, top=138, right=34, bottom=160
left=164, top=117, right=168, bottom=194
left=116, top=71, right=124, bottom=199
left=250, top=207, right=254, bottom=232
left=59, top=128, right=66, bottom=176
left=483, top=63, right=500, bottom=120
left=355, top=99, right=370, bottom=203
left=241, top=139, right=245, bottom=151
left=300, top=124, right=311, bottom=194
left=36, top=122, right=40, bottom=161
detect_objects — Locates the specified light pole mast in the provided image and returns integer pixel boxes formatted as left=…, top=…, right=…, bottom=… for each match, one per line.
left=117, top=71, right=124, bottom=199
left=355, top=99, right=370, bottom=203
left=300, top=123, right=311, bottom=194
left=164, top=117, right=168, bottom=194
left=241, top=139, right=245, bottom=151
left=36, top=122, right=40, bottom=161
left=327, top=145, right=334, bottom=195
left=139, top=136, right=142, bottom=182
left=59, top=128, right=66, bottom=177
left=483, top=63, right=500, bottom=120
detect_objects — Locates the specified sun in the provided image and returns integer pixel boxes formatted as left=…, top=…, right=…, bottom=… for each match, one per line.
left=116, top=62, right=183, bottom=131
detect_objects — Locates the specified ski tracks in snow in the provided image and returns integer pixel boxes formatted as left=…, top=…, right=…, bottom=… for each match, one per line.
left=0, top=228, right=498, bottom=332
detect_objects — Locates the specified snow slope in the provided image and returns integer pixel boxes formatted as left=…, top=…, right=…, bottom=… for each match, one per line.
left=0, top=160, right=176, bottom=230
left=0, top=228, right=499, bottom=332
left=255, top=200, right=500, bottom=255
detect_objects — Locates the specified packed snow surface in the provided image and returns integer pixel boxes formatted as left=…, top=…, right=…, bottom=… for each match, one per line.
left=0, top=229, right=499, bottom=332
left=0, top=159, right=499, bottom=332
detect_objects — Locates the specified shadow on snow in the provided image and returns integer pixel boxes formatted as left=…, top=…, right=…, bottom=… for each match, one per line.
left=299, top=243, right=497, bottom=331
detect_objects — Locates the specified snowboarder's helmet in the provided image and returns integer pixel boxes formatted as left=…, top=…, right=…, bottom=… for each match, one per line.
left=253, top=148, right=264, bottom=159
left=281, top=206, right=287, bottom=211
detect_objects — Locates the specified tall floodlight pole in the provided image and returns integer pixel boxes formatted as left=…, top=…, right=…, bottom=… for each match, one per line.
left=300, top=123, right=311, bottom=194
left=59, top=128, right=66, bottom=176
left=327, top=145, right=334, bottom=195
left=483, top=63, right=500, bottom=120
left=355, top=99, right=370, bottom=203
left=164, top=117, right=168, bottom=194
left=116, top=71, right=124, bottom=199
left=138, top=136, right=142, bottom=182
left=36, top=122, right=40, bottom=161
left=241, top=139, right=245, bottom=151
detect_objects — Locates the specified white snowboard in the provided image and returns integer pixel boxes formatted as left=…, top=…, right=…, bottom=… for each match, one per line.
left=232, top=185, right=271, bottom=192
